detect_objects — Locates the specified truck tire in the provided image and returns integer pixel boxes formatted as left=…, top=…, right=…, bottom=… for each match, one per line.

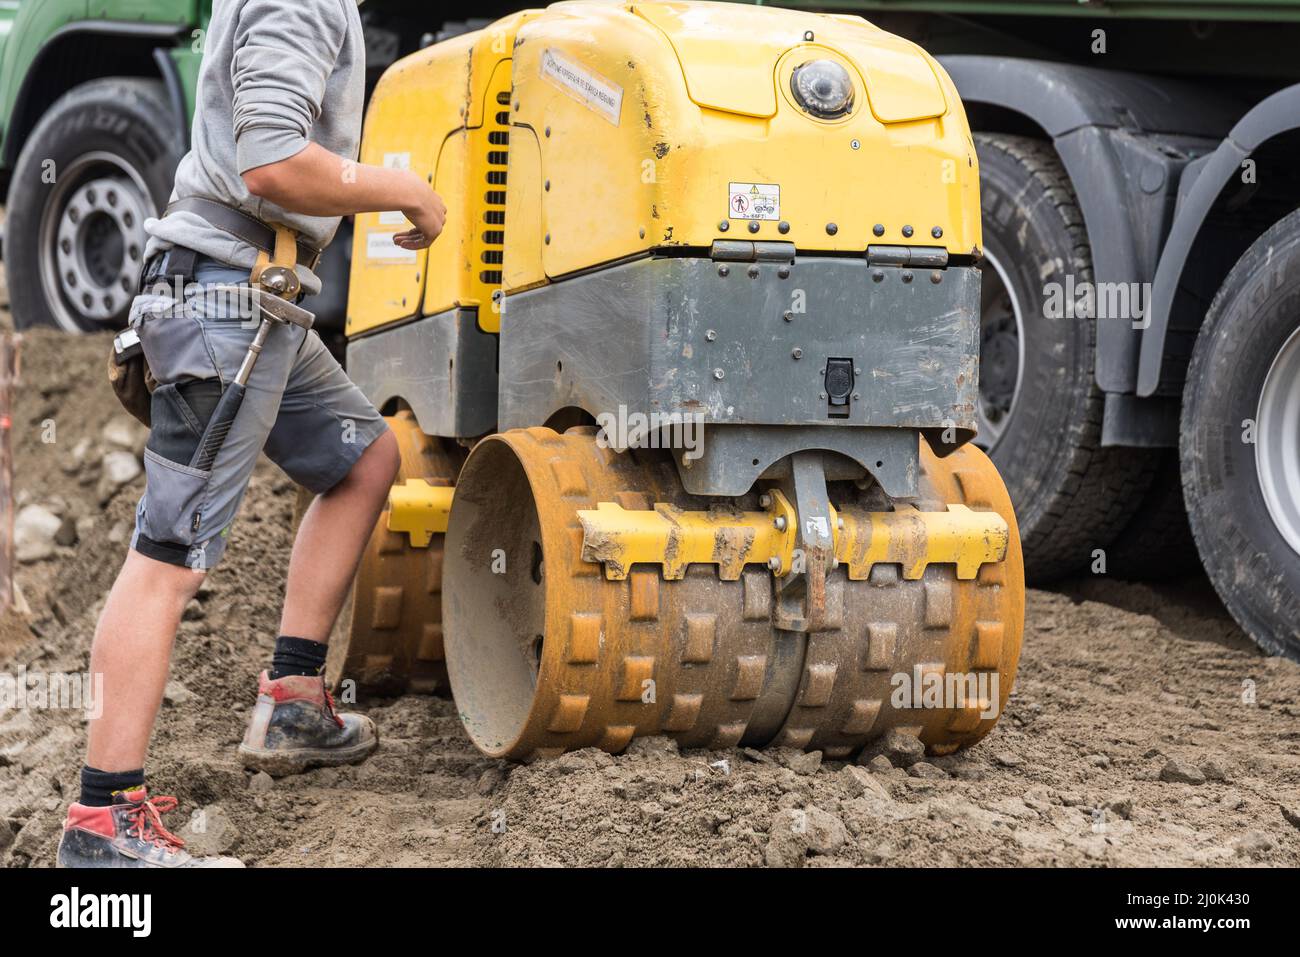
left=1181, top=208, right=1300, bottom=660
left=1103, top=452, right=1201, bottom=581
left=5, top=78, right=183, bottom=332
left=974, top=133, right=1157, bottom=582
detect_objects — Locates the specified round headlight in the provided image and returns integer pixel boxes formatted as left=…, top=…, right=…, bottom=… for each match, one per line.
left=790, top=59, right=854, bottom=119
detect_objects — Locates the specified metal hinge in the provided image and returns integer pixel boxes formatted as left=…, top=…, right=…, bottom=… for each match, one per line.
left=710, top=240, right=796, bottom=263
left=866, top=245, right=949, bottom=268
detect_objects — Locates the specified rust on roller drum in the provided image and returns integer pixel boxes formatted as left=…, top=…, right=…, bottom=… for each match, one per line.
left=767, top=442, right=1024, bottom=758
left=442, top=427, right=1024, bottom=761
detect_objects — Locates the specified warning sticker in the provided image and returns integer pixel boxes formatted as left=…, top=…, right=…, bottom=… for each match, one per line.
left=540, top=48, right=623, bottom=126
left=366, top=231, right=417, bottom=263
left=728, top=182, right=780, bottom=221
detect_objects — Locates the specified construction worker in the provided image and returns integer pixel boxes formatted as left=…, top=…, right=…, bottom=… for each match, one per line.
left=56, top=0, right=444, bottom=867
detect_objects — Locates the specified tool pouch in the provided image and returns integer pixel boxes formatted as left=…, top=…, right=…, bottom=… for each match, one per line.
left=110, top=224, right=302, bottom=429
left=108, top=329, right=157, bottom=428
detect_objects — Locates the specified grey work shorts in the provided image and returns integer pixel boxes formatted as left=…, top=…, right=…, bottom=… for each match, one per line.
left=128, top=256, right=388, bottom=571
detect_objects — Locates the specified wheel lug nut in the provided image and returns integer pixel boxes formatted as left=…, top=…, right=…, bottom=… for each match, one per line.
left=767, top=556, right=781, bottom=571
left=773, top=516, right=787, bottom=531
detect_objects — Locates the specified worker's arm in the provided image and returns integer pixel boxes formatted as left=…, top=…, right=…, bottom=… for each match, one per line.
left=242, top=144, right=446, bottom=249
left=231, top=0, right=444, bottom=249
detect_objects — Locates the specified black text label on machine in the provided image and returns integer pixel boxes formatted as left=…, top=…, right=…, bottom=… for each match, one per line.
left=540, top=48, right=623, bottom=126
left=729, top=182, right=780, bottom=221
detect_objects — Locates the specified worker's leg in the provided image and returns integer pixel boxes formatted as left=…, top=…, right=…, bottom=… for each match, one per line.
left=238, top=329, right=393, bottom=776
left=264, top=329, right=396, bottom=643
left=62, top=258, right=299, bottom=869
left=84, top=553, right=204, bottom=772
left=278, top=428, right=399, bottom=642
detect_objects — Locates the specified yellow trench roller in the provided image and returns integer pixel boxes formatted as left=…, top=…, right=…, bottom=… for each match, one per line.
left=442, top=429, right=1023, bottom=761
left=336, top=0, right=1027, bottom=763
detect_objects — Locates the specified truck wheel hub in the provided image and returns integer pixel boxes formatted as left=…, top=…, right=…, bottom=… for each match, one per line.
left=975, top=249, right=1025, bottom=451
left=51, top=167, right=149, bottom=325
left=1256, top=325, right=1300, bottom=557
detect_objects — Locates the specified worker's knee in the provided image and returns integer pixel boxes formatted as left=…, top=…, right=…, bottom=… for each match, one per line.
left=123, top=549, right=207, bottom=602
left=342, top=429, right=400, bottom=496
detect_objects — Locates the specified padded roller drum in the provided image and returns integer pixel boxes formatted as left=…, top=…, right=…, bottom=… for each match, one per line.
left=443, top=426, right=1023, bottom=760
left=325, top=411, right=464, bottom=694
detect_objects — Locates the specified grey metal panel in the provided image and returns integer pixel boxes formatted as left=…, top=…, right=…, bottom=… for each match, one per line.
left=346, top=307, right=498, bottom=438
left=498, top=256, right=980, bottom=437
left=939, top=56, right=1243, bottom=139
left=941, top=55, right=1241, bottom=397
left=1053, top=127, right=1214, bottom=392
left=1139, top=84, right=1300, bottom=397
left=673, top=425, right=921, bottom=500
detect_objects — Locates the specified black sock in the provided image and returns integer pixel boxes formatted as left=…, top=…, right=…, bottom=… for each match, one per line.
left=80, top=766, right=145, bottom=808
left=269, top=635, right=328, bottom=680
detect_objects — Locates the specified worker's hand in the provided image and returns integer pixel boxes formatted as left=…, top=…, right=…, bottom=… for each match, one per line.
left=396, top=182, right=447, bottom=250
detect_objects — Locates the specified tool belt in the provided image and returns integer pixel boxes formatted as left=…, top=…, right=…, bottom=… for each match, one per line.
left=109, top=199, right=315, bottom=427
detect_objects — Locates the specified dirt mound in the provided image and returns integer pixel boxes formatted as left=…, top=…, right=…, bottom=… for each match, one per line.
left=2, top=329, right=1298, bottom=867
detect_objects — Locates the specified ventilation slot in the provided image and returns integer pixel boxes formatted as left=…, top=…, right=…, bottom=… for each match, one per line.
left=477, top=83, right=512, bottom=289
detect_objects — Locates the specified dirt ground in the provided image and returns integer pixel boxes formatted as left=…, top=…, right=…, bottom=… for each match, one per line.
left=1, top=327, right=1298, bottom=868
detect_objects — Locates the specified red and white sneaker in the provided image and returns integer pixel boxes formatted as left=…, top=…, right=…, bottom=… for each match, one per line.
left=57, top=787, right=242, bottom=868
left=238, top=671, right=378, bottom=777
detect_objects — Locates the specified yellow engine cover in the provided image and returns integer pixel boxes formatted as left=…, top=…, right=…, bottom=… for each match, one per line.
left=347, top=0, right=980, bottom=337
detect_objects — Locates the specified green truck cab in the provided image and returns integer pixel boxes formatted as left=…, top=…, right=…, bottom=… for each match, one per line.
left=0, top=0, right=203, bottom=332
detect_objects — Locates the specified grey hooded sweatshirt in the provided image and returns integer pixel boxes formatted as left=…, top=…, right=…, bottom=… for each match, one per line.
left=144, top=0, right=366, bottom=294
